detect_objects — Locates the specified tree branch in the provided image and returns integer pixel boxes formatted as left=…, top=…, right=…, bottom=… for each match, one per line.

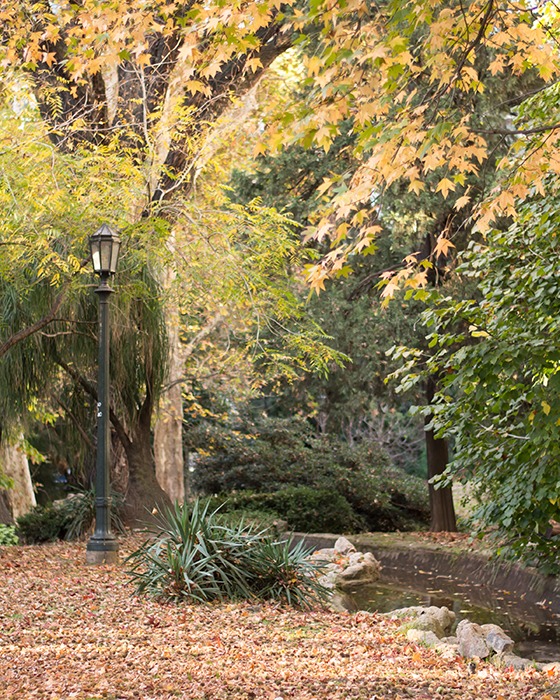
left=0, top=289, right=67, bottom=359
left=54, top=355, right=132, bottom=451
left=472, top=123, right=560, bottom=136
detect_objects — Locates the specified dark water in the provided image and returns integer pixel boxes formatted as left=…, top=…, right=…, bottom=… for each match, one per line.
left=341, top=581, right=560, bottom=663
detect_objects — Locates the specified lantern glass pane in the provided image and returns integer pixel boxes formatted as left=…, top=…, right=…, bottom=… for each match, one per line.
left=92, top=249, right=101, bottom=271
left=109, top=240, right=121, bottom=273
left=100, top=241, right=113, bottom=272
left=90, top=237, right=102, bottom=273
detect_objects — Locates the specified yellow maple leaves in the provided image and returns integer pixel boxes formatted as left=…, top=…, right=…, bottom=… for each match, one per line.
left=268, top=0, right=560, bottom=295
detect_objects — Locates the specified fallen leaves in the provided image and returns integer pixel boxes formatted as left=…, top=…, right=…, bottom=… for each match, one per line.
left=0, top=538, right=556, bottom=699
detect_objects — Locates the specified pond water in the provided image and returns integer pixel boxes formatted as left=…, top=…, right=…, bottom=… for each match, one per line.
left=340, top=581, right=560, bottom=663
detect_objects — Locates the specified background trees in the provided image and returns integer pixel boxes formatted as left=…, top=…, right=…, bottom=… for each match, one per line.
left=1, top=1, right=560, bottom=564
left=0, top=1, right=329, bottom=522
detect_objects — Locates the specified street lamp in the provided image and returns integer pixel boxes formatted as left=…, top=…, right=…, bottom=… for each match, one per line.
left=86, top=224, right=121, bottom=565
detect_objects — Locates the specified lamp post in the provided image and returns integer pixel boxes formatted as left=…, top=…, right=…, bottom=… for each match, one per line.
left=86, top=224, right=121, bottom=565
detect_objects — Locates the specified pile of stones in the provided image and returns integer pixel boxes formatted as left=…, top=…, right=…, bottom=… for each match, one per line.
left=309, top=536, right=381, bottom=591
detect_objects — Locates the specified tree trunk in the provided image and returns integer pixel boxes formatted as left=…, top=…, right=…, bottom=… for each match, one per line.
left=0, top=437, right=36, bottom=520
left=154, top=381, right=185, bottom=503
left=154, top=240, right=186, bottom=504
left=425, top=378, right=457, bottom=532
left=120, top=401, right=172, bottom=526
left=0, top=491, right=13, bottom=525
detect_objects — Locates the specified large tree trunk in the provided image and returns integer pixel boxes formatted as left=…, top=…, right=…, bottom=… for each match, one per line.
left=119, top=399, right=172, bottom=526
left=154, top=238, right=186, bottom=504
left=0, top=437, right=36, bottom=520
left=154, top=383, right=185, bottom=503
left=425, top=378, right=457, bottom=532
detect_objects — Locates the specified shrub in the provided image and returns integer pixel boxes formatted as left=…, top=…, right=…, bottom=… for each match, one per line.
left=0, top=524, right=18, bottom=545
left=61, top=489, right=126, bottom=540
left=16, top=489, right=126, bottom=544
left=213, top=507, right=287, bottom=533
left=187, top=416, right=429, bottom=532
left=204, top=487, right=364, bottom=533
left=126, top=500, right=329, bottom=608
left=16, top=505, right=67, bottom=543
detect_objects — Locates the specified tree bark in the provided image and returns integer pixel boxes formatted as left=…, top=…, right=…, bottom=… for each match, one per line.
left=121, top=398, right=172, bottom=526
left=0, top=436, right=37, bottom=520
left=425, top=377, right=457, bottom=532
left=154, top=379, right=185, bottom=503
left=154, top=235, right=186, bottom=504
left=0, top=491, right=13, bottom=525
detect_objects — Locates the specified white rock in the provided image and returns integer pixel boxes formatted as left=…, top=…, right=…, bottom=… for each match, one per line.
left=310, top=548, right=336, bottom=561
left=480, top=624, right=515, bottom=654
left=335, top=554, right=381, bottom=589
left=456, top=620, right=491, bottom=659
left=334, top=537, right=357, bottom=555
left=436, top=642, right=460, bottom=660
left=389, top=606, right=455, bottom=635
left=392, top=606, right=455, bottom=638
left=497, top=653, right=535, bottom=670
left=406, top=629, right=440, bottom=647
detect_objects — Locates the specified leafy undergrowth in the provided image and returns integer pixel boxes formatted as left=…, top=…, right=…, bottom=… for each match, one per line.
left=0, top=537, right=557, bottom=700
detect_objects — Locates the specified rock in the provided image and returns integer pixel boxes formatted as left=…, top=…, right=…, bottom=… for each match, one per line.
left=335, top=552, right=381, bottom=590
left=456, top=620, right=491, bottom=659
left=406, top=629, right=440, bottom=647
left=390, top=606, right=455, bottom=638
left=334, top=537, right=356, bottom=555
left=541, top=661, right=560, bottom=673
left=494, top=652, right=535, bottom=670
left=480, top=624, right=515, bottom=654
left=435, top=637, right=459, bottom=661
left=318, top=569, right=339, bottom=590
left=312, top=542, right=381, bottom=591
left=309, top=548, right=336, bottom=562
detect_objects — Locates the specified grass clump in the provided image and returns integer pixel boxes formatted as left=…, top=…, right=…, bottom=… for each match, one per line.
left=126, top=499, right=329, bottom=609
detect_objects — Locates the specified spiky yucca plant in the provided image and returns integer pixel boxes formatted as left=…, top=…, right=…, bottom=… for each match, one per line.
left=126, top=499, right=329, bottom=608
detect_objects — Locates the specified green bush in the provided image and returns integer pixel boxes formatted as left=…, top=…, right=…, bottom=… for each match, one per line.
left=16, top=489, right=126, bottom=544
left=126, top=500, right=329, bottom=608
left=204, top=487, right=364, bottom=533
left=186, top=416, right=429, bottom=532
left=0, top=524, right=18, bottom=545
left=16, top=505, right=67, bottom=543
left=61, top=489, right=126, bottom=540
left=213, top=507, right=287, bottom=533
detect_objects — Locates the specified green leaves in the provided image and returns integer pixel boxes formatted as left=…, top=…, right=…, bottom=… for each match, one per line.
left=393, top=181, right=560, bottom=570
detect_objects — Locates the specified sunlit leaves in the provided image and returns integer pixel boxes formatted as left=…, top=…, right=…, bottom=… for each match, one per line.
left=259, top=0, right=560, bottom=291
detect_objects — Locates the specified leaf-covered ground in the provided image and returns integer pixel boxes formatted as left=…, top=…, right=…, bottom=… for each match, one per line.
left=0, top=538, right=557, bottom=700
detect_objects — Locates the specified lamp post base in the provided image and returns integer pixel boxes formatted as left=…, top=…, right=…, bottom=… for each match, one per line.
left=86, top=536, right=119, bottom=565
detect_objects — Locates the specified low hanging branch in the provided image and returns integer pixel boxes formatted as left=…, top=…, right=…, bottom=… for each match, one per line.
left=0, top=289, right=67, bottom=359
left=54, top=354, right=132, bottom=452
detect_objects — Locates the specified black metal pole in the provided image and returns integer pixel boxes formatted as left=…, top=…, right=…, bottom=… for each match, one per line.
left=86, top=273, right=119, bottom=564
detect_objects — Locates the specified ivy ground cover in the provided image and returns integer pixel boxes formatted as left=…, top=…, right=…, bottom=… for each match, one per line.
left=0, top=538, right=556, bottom=700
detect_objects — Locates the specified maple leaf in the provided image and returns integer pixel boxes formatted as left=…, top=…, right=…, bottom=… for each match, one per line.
left=433, top=235, right=455, bottom=259
left=435, top=177, right=455, bottom=198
